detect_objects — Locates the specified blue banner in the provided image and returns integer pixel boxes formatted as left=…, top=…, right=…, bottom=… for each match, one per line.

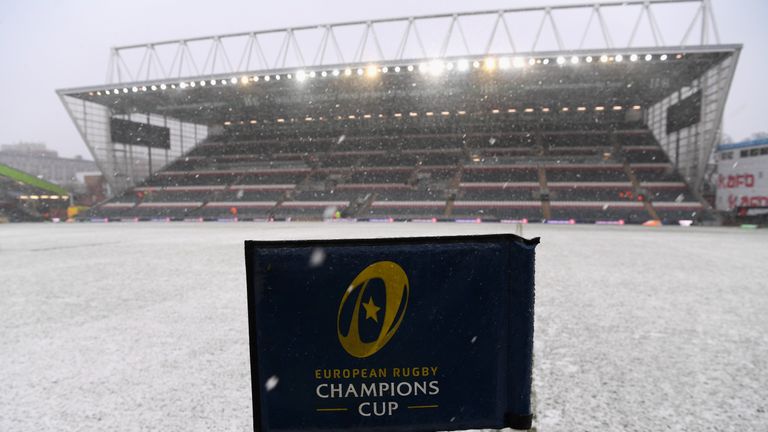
left=245, top=234, right=538, bottom=432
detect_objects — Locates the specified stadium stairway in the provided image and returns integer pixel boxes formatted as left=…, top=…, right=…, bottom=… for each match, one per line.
left=623, top=161, right=660, bottom=221
left=538, top=166, right=552, bottom=220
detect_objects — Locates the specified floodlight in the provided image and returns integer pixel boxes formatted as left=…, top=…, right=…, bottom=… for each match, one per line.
left=428, top=60, right=444, bottom=76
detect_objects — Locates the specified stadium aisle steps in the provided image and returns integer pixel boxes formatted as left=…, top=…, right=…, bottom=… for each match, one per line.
left=624, top=161, right=660, bottom=221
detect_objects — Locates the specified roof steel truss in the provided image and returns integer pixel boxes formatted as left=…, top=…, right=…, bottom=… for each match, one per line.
left=106, top=0, right=721, bottom=84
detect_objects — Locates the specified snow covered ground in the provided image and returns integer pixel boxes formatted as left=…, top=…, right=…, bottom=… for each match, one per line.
left=1, top=222, right=767, bottom=431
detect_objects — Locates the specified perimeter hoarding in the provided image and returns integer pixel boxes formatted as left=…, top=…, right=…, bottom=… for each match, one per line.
left=244, top=234, right=539, bottom=432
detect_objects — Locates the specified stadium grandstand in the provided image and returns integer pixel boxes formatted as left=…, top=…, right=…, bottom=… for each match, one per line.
left=57, top=0, right=739, bottom=223
left=0, top=163, right=71, bottom=222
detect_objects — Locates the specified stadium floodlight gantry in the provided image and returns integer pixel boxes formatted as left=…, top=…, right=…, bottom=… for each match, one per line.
left=57, top=0, right=739, bottom=222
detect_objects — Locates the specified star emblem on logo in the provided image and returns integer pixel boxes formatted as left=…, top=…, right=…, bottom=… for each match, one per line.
left=362, top=297, right=380, bottom=323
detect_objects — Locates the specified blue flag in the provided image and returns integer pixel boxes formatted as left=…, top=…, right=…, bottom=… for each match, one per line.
left=245, top=234, right=538, bottom=432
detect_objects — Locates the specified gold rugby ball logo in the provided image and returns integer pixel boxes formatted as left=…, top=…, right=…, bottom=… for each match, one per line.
left=337, top=261, right=409, bottom=358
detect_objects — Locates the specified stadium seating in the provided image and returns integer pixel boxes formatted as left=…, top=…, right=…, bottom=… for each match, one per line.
left=84, top=122, right=709, bottom=223
left=462, top=166, right=538, bottom=182
left=549, top=202, right=647, bottom=222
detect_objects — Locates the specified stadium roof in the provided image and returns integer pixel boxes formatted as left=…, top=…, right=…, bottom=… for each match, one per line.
left=0, top=163, right=69, bottom=196
left=60, top=46, right=736, bottom=127
left=717, top=138, right=768, bottom=152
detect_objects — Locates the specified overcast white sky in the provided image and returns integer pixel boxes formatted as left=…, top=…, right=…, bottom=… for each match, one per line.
left=0, top=0, right=765, bottom=159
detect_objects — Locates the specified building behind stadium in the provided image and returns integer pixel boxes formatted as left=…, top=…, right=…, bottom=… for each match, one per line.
left=715, top=138, right=768, bottom=224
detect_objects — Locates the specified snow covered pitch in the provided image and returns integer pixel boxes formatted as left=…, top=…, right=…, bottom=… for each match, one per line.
left=1, top=222, right=767, bottom=431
